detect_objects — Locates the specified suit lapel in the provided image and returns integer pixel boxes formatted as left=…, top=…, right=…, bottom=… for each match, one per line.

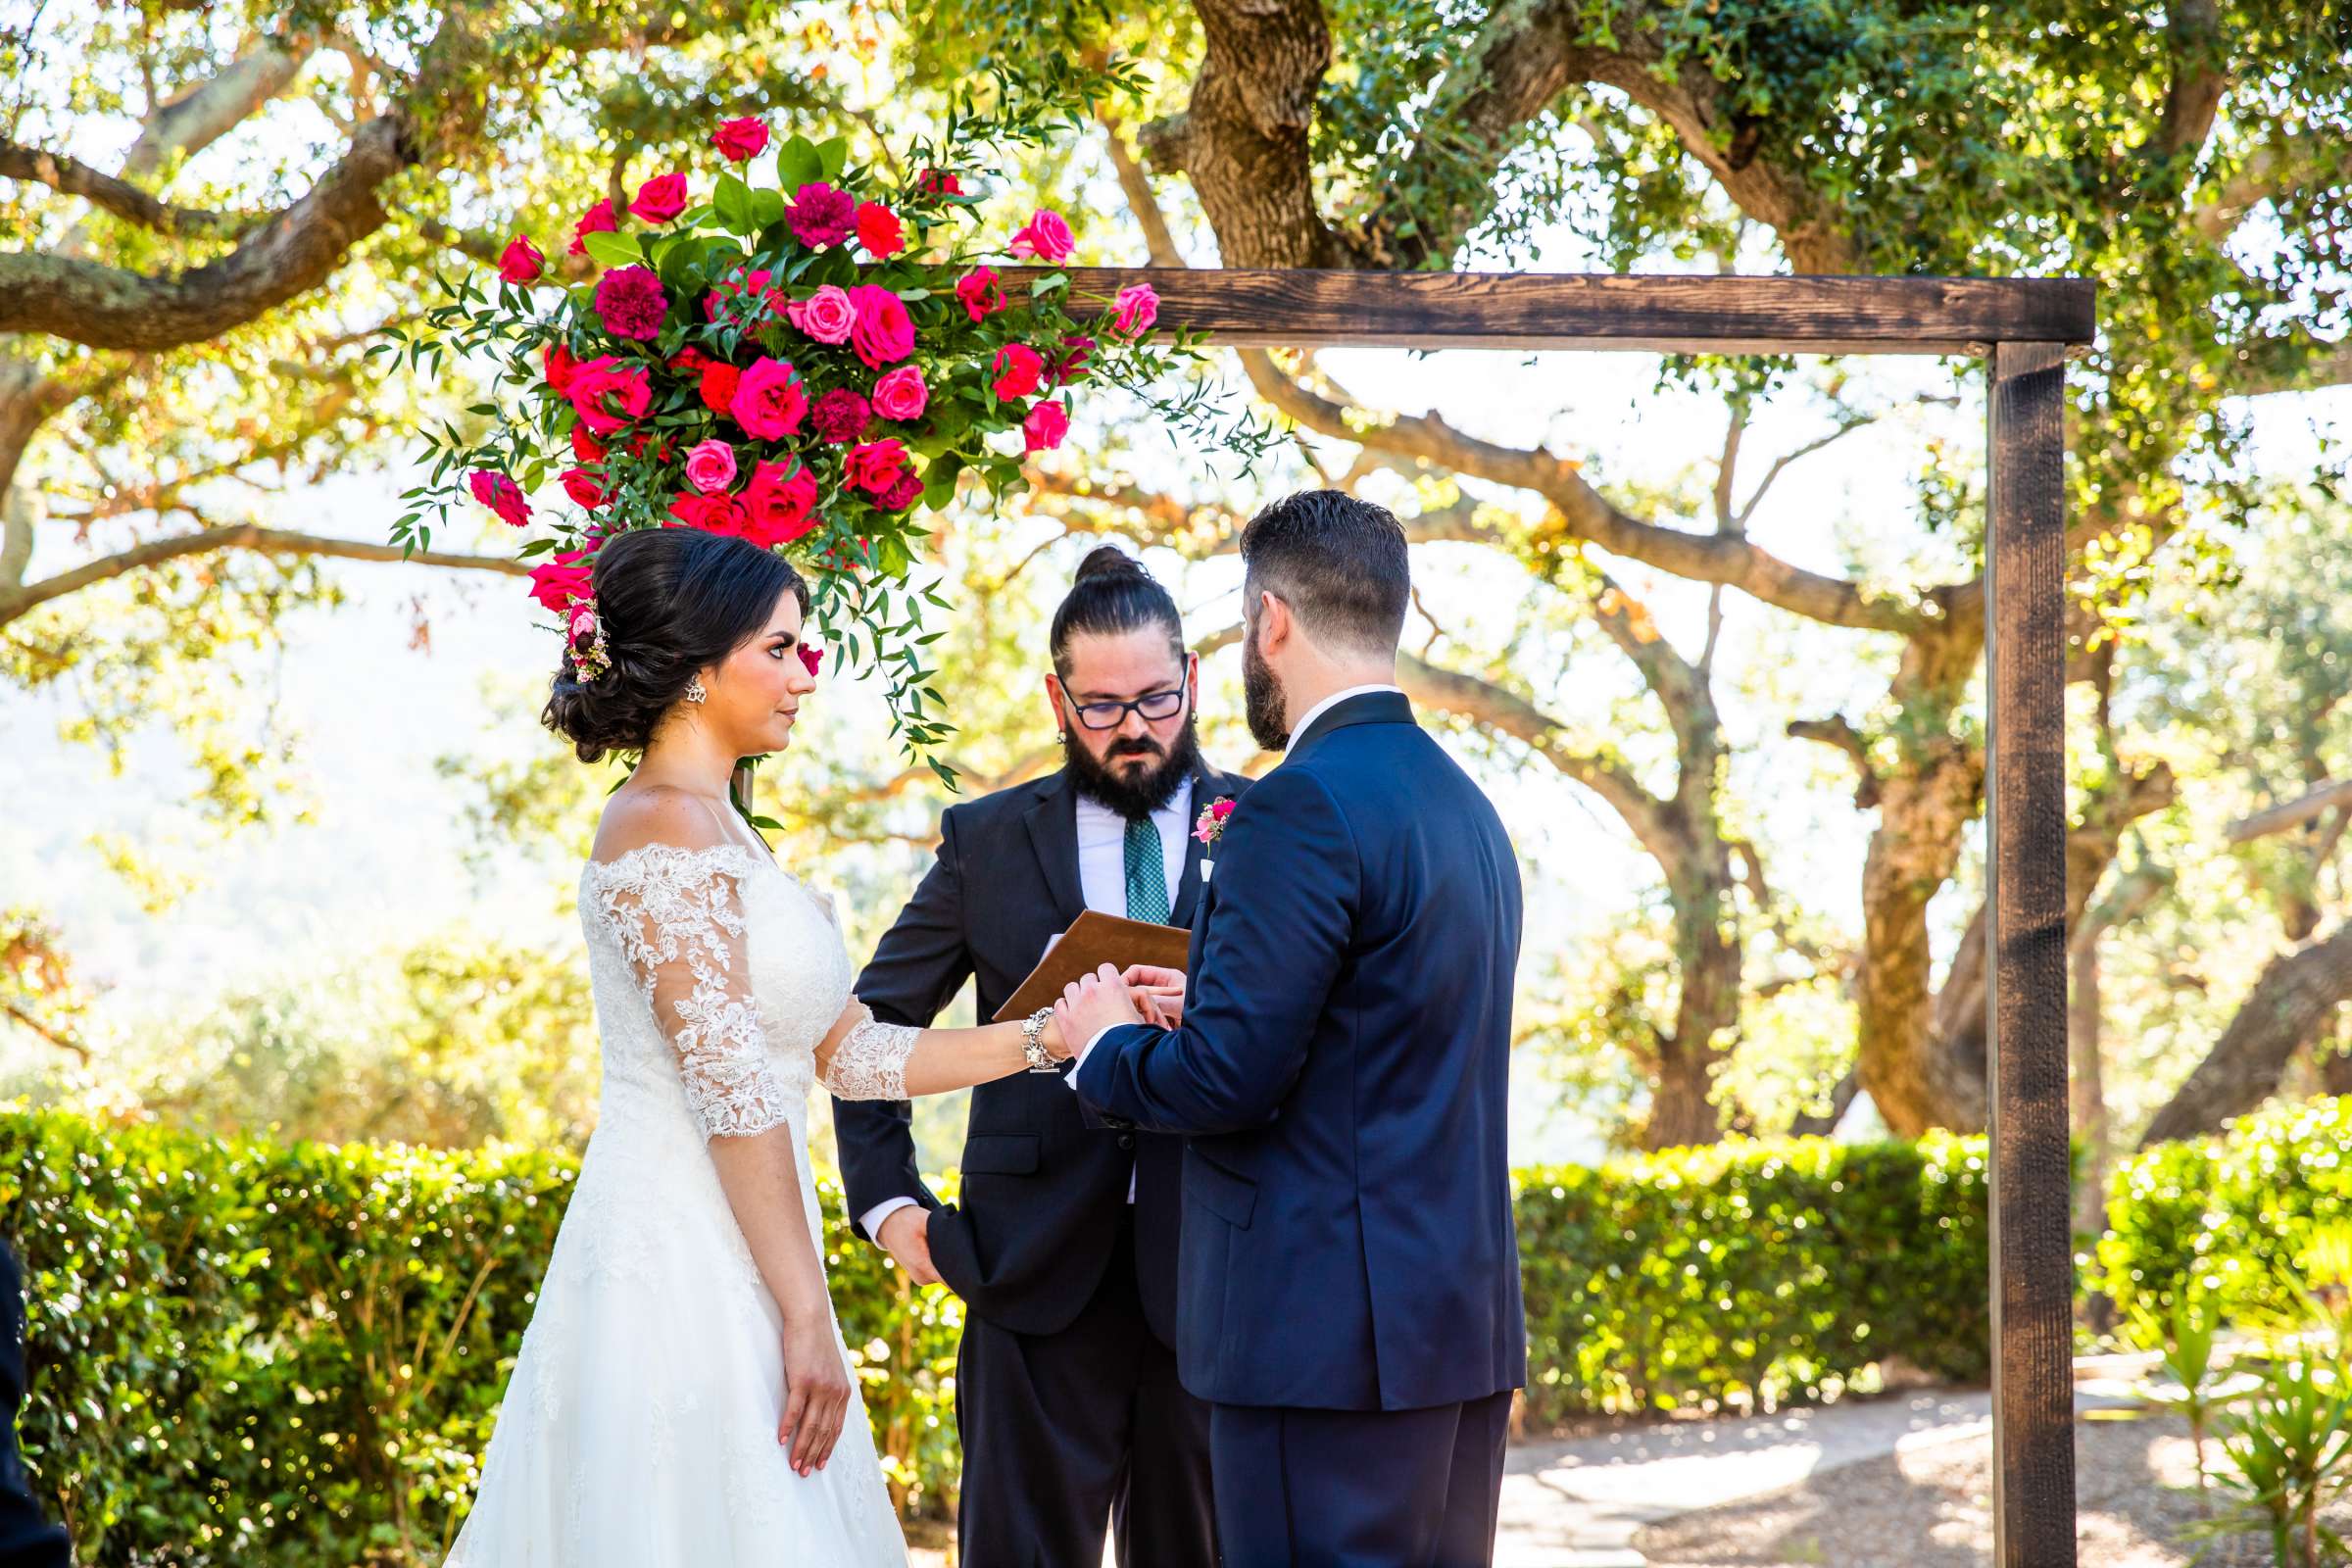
left=1023, top=772, right=1089, bottom=930
left=1170, top=767, right=1221, bottom=927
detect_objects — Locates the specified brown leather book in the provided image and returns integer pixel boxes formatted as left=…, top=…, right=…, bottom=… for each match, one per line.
left=990, top=908, right=1193, bottom=1022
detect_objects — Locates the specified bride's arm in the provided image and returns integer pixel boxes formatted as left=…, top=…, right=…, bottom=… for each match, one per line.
left=813, top=1001, right=1067, bottom=1101
left=594, top=788, right=850, bottom=1476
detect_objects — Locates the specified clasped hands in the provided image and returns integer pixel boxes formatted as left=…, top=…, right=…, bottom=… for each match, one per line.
left=1052, top=962, right=1188, bottom=1056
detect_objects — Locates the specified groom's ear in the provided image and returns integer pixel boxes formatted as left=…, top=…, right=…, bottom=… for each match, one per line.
left=1255, top=590, right=1294, bottom=656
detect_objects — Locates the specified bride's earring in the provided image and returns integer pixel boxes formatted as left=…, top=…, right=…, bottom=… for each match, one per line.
left=684, top=675, right=708, bottom=705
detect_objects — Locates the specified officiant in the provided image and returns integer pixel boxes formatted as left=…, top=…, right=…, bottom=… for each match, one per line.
left=835, top=546, right=1246, bottom=1568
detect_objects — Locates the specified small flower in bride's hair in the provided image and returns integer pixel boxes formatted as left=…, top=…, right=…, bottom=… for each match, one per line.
left=798, top=644, right=823, bottom=678
left=1194, top=796, right=1237, bottom=848
left=566, top=597, right=612, bottom=683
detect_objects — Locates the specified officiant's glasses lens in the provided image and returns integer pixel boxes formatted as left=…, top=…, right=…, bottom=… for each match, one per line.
left=1072, top=688, right=1187, bottom=729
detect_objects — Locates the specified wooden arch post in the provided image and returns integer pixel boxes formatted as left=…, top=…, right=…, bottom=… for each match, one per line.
left=1044, top=266, right=2095, bottom=1566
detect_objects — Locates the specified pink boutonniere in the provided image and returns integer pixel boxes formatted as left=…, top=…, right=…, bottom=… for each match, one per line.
left=1195, top=796, right=1237, bottom=853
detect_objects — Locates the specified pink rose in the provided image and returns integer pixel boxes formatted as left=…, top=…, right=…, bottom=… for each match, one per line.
left=1112, top=283, right=1158, bottom=336
left=566, top=357, right=652, bottom=434
left=845, top=283, right=915, bottom=369
left=1007, top=209, right=1074, bottom=263
left=1022, top=399, right=1070, bottom=453
left=498, top=234, right=544, bottom=284
left=856, top=201, right=906, bottom=259
left=843, top=438, right=909, bottom=497
left=742, top=459, right=821, bottom=549
left=991, top=343, right=1044, bottom=401
left=685, top=439, right=739, bottom=495
left=788, top=182, right=857, bottom=248
left=787, top=284, right=857, bottom=345
left=871, top=366, right=928, bottom=421
left=567, top=198, right=615, bottom=257
left=809, top=388, right=871, bottom=444
left=713, top=118, right=769, bottom=163
left=560, top=466, right=611, bottom=510
left=729, top=357, right=808, bottom=440
left=631, top=172, right=689, bottom=224
left=593, top=265, right=667, bottom=341
left=468, top=468, right=530, bottom=527
left=955, top=268, right=1005, bottom=323
left=527, top=549, right=594, bottom=612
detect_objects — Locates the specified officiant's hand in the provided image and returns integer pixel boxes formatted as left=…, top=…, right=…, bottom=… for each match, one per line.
left=1056, top=963, right=1147, bottom=1057
left=876, top=1206, right=942, bottom=1288
left=1122, top=964, right=1187, bottom=1029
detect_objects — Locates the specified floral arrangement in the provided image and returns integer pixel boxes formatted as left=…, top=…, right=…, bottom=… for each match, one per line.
left=389, top=117, right=1262, bottom=773
left=1195, top=795, right=1236, bottom=848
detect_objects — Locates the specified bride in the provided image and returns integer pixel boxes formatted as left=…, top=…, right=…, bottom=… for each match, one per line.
left=447, top=527, right=1085, bottom=1566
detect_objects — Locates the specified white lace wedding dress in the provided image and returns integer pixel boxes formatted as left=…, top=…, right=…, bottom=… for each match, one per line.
left=446, top=837, right=919, bottom=1566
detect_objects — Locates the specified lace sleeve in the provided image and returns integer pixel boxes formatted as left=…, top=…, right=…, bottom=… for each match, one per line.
left=821, top=1003, right=919, bottom=1102
left=599, top=847, right=796, bottom=1140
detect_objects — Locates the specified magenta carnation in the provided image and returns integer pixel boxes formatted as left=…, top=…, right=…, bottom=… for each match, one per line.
left=809, top=388, right=871, bottom=444
left=593, top=265, right=667, bottom=341
left=788, top=182, right=857, bottom=247
left=876, top=469, right=924, bottom=512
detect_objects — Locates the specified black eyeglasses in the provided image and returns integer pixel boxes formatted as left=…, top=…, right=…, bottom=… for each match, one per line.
left=1066, top=683, right=1188, bottom=730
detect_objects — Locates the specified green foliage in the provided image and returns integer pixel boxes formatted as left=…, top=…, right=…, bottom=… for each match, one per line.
left=2096, top=1096, right=2352, bottom=1331
left=0, top=1107, right=961, bottom=1567
left=1513, top=1132, right=1990, bottom=1421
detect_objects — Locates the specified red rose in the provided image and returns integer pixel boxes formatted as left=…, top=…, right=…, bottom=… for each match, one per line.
left=498, top=234, right=544, bottom=284
left=845, top=284, right=915, bottom=369
left=561, top=466, right=611, bottom=510
left=566, top=357, right=652, bottom=434
left=468, top=468, right=530, bottom=527
left=569, top=422, right=605, bottom=463
left=991, top=343, right=1044, bottom=401
left=1047, top=333, right=1095, bottom=388
left=567, top=198, right=615, bottom=257
left=544, top=342, right=580, bottom=396
left=843, top=438, right=909, bottom=497
left=667, top=491, right=748, bottom=536
left=699, top=360, right=743, bottom=416
left=630, top=172, right=689, bottom=224
left=730, top=357, right=808, bottom=440
left=742, top=459, right=821, bottom=549
left=856, top=201, right=906, bottom=259
left=955, top=267, right=1005, bottom=323
left=713, top=117, right=769, bottom=163
left=918, top=168, right=965, bottom=198
left=1022, top=399, right=1070, bottom=453
left=527, top=549, right=594, bottom=612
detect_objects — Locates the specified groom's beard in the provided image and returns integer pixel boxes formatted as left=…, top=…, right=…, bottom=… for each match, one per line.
left=1064, top=711, right=1202, bottom=821
left=1243, top=624, right=1291, bottom=752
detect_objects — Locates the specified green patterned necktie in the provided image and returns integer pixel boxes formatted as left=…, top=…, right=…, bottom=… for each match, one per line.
left=1124, top=815, right=1170, bottom=924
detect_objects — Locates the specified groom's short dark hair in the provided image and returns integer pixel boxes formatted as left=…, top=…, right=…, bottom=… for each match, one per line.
left=1240, top=490, right=1410, bottom=657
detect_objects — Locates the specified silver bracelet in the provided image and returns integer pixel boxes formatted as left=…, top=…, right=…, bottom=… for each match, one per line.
left=1021, top=1005, right=1059, bottom=1072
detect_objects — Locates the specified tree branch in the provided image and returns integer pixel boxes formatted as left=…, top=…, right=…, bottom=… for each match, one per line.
left=1788, top=715, right=1884, bottom=808
left=0, top=138, right=260, bottom=236
left=1244, top=348, right=1922, bottom=633
left=2228, top=777, right=2352, bottom=845
left=1099, top=109, right=1186, bottom=269
left=2154, top=0, right=2227, bottom=160
left=0, top=522, right=527, bottom=626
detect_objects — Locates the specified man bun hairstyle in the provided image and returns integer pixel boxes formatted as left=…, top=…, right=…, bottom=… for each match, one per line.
left=542, top=528, right=810, bottom=763
left=1049, top=545, right=1186, bottom=678
left=1238, top=489, right=1410, bottom=657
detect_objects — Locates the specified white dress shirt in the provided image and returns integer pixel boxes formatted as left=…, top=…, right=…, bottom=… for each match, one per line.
left=1070, top=684, right=1405, bottom=1075
left=861, top=776, right=1195, bottom=1241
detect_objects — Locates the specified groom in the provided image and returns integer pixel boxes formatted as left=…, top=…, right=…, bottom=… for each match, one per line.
left=1058, top=490, right=1527, bottom=1567
left=835, top=547, right=1243, bottom=1568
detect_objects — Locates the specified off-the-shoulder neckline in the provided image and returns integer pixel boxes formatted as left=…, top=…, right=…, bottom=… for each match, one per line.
left=582, top=839, right=772, bottom=881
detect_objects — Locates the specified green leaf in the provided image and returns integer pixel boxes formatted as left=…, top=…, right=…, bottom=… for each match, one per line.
left=714, top=173, right=757, bottom=235
left=814, top=136, right=850, bottom=183
left=750, top=188, right=786, bottom=230
left=582, top=230, right=643, bottom=269
left=776, top=134, right=823, bottom=191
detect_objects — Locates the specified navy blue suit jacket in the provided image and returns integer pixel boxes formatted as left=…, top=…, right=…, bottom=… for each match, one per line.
left=1075, top=690, right=1526, bottom=1412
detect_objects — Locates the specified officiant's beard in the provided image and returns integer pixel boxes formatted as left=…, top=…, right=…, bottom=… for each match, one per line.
left=1243, top=626, right=1291, bottom=752
left=1065, top=712, right=1203, bottom=821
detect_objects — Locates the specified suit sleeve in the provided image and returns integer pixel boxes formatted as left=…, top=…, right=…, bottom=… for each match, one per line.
left=832, top=808, right=976, bottom=1239
left=1075, top=766, right=1356, bottom=1136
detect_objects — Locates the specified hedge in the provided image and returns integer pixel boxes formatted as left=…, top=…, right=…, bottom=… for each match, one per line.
left=1, top=1111, right=2011, bottom=1565
left=2094, top=1093, right=2352, bottom=1330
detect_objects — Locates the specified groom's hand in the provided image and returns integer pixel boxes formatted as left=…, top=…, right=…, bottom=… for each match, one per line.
left=1122, top=963, right=1187, bottom=1029
left=876, top=1205, right=942, bottom=1288
left=1055, top=963, right=1149, bottom=1062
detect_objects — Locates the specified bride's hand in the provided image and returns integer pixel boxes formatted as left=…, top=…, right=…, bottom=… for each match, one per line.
left=778, top=1311, right=852, bottom=1476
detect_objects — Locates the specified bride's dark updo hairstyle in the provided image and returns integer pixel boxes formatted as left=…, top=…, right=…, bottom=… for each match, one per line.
left=543, top=528, right=810, bottom=763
